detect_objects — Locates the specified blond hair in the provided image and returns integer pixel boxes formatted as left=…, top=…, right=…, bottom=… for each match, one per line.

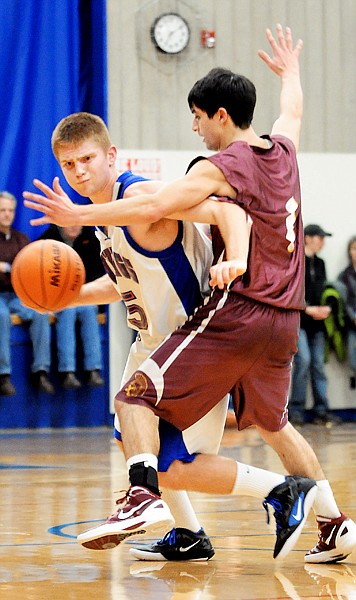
left=51, top=112, right=112, bottom=160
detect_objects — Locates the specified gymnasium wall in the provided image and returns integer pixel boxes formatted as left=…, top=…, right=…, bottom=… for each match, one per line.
left=106, top=0, right=356, bottom=153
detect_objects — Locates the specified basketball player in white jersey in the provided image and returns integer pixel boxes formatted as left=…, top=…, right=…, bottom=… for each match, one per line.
left=43, top=112, right=244, bottom=561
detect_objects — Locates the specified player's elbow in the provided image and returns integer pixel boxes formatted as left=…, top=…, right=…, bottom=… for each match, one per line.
left=143, top=197, right=169, bottom=223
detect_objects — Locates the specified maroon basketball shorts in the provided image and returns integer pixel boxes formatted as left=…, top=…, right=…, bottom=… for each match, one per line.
left=116, top=290, right=300, bottom=432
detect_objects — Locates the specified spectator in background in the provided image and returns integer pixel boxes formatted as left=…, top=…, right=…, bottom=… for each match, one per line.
left=289, top=224, right=342, bottom=425
left=0, top=191, right=54, bottom=396
left=40, top=224, right=105, bottom=388
left=338, top=235, right=356, bottom=390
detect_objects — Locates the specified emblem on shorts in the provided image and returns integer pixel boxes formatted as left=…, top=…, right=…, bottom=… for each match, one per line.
left=125, top=372, right=148, bottom=397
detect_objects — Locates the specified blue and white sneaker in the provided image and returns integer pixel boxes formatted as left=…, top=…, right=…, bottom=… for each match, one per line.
left=129, top=527, right=214, bottom=561
left=263, top=475, right=317, bottom=559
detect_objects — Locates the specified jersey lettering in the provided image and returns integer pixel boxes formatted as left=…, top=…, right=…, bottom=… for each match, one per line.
left=101, top=248, right=139, bottom=283
left=100, top=247, right=117, bottom=283
left=121, top=290, right=148, bottom=330
left=113, top=252, right=139, bottom=283
left=285, top=197, right=298, bottom=253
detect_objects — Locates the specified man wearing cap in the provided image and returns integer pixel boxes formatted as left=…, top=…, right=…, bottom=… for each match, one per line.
left=289, top=224, right=341, bottom=425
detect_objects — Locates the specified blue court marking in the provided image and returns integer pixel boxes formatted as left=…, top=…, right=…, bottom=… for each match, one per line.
left=48, top=520, right=103, bottom=539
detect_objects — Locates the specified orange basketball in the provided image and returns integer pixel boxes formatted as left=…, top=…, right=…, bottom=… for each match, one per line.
left=11, top=239, right=86, bottom=311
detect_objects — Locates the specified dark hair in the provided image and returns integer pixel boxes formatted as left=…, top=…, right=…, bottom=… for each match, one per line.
left=187, top=67, right=256, bottom=129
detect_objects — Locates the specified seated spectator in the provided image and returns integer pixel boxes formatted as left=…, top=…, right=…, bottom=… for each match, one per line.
left=39, top=224, right=105, bottom=389
left=338, top=235, right=356, bottom=389
left=0, top=191, right=54, bottom=396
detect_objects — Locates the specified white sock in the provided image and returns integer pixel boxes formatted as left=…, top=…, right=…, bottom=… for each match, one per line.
left=231, top=462, right=285, bottom=498
left=126, top=453, right=158, bottom=471
left=313, top=480, right=341, bottom=521
left=161, top=489, right=201, bottom=532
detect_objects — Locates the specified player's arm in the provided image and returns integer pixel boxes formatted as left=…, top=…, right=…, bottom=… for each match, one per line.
left=69, top=274, right=122, bottom=307
left=23, top=159, right=234, bottom=227
left=259, top=24, right=303, bottom=152
left=209, top=201, right=250, bottom=289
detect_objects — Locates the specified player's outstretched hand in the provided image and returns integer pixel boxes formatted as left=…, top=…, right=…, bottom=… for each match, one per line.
left=258, top=24, right=303, bottom=78
left=23, top=177, right=80, bottom=226
left=209, top=259, right=247, bottom=290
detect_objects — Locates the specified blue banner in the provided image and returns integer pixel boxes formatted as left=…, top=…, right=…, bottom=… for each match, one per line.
left=0, top=0, right=107, bottom=238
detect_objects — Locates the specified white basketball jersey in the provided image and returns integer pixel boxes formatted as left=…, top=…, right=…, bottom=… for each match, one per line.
left=96, top=173, right=213, bottom=349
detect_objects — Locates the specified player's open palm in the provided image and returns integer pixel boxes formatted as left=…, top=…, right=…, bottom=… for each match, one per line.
left=258, top=24, right=303, bottom=78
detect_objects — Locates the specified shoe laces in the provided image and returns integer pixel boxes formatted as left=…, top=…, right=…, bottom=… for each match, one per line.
left=263, top=497, right=283, bottom=531
left=159, top=528, right=177, bottom=546
left=114, top=489, right=131, bottom=508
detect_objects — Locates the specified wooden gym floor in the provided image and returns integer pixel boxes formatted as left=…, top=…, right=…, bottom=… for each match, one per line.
left=0, top=422, right=355, bottom=599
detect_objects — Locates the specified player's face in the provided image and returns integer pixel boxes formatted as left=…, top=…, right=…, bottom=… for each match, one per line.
left=191, top=105, right=221, bottom=151
left=57, top=138, right=116, bottom=200
left=306, top=235, right=325, bottom=255
left=0, top=197, right=16, bottom=233
left=349, top=241, right=356, bottom=267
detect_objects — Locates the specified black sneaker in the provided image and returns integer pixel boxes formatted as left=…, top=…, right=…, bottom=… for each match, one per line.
left=129, top=527, right=215, bottom=561
left=263, top=475, right=317, bottom=560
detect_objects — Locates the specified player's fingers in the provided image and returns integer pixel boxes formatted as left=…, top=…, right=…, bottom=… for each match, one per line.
left=32, top=178, right=56, bottom=197
left=29, top=215, right=51, bottom=226
left=294, top=38, right=303, bottom=57
left=265, top=28, right=279, bottom=54
left=258, top=49, right=272, bottom=65
left=52, top=177, right=68, bottom=198
left=276, top=23, right=287, bottom=49
left=23, top=193, right=54, bottom=209
left=285, top=26, right=293, bottom=50
left=52, top=176, right=62, bottom=192
left=23, top=199, right=46, bottom=212
left=209, top=266, right=224, bottom=289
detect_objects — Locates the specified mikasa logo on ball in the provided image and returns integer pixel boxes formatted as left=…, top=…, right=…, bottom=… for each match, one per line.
left=49, top=243, right=61, bottom=287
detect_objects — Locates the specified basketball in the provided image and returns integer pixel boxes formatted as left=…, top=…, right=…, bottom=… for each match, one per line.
left=11, top=239, right=86, bottom=311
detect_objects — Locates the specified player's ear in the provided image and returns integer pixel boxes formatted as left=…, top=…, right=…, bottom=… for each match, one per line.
left=216, top=107, right=228, bottom=123
left=107, top=145, right=117, bottom=167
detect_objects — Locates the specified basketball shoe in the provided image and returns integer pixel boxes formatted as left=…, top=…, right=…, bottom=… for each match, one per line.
left=263, top=475, right=317, bottom=559
left=129, top=527, right=215, bottom=561
left=304, top=513, right=356, bottom=563
left=77, top=485, right=174, bottom=550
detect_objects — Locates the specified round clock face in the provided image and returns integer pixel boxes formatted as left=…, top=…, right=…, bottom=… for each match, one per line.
left=151, top=13, right=190, bottom=54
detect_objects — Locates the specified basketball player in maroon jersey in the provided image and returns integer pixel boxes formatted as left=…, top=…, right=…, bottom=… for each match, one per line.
left=24, top=25, right=356, bottom=563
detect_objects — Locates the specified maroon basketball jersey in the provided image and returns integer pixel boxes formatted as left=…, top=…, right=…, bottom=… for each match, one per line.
left=208, top=135, right=305, bottom=310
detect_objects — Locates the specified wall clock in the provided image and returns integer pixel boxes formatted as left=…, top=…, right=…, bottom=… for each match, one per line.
left=151, top=13, right=190, bottom=54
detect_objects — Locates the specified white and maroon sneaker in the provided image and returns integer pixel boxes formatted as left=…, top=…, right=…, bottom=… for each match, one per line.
left=77, top=486, right=175, bottom=550
left=305, top=513, right=356, bottom=563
